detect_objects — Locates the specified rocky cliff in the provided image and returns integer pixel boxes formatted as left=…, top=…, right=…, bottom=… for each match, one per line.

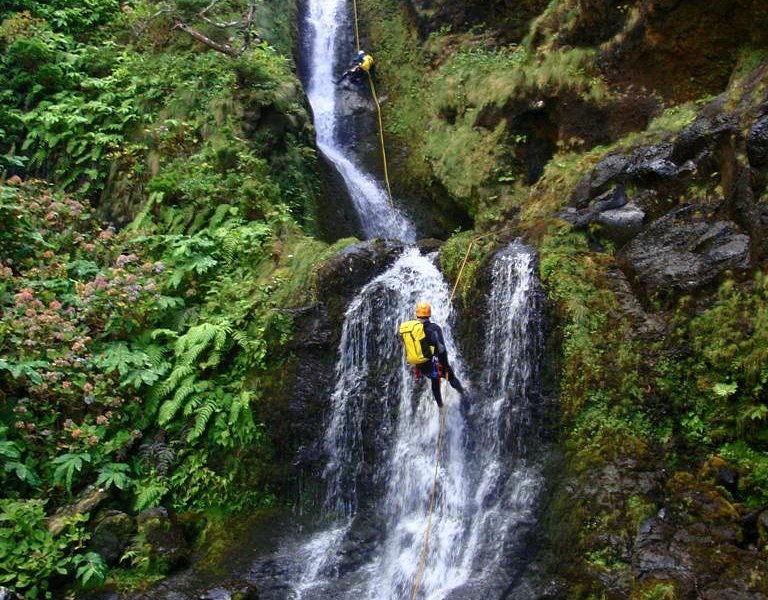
left=343, top=0, right=768, bottom=597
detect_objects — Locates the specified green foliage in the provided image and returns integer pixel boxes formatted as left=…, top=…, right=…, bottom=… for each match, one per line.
left=52, top=452, right=92, bottom=491
left=0, top=0, right=326, bottom=594
left=95, top=461, right=132, bottom=490
left=0, top=498, right=99, bottom=598
left=438, top=230, right=489, bottom=301
left=72, top=551, right=108, bottom=586
left=650, top=274, right=768, bottom=506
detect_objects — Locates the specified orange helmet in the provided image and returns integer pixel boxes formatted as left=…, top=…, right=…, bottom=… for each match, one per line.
left=415, top=301, right=431, bottom=318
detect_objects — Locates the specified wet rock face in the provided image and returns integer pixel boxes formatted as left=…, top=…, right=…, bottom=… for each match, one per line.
left=314, top=239, right=405, bottom=324
left=266, top=240, right=406, bottom=497
left=618, top=205, right=750, bottom=298
left=633, top=473, right=768, bottom=598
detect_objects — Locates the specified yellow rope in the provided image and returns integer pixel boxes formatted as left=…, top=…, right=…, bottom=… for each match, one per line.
left=352, top=0, right=360, bottom=51
left=409, top=399, right=447, bottom=600
left=350, top=0, right=393, bottom=205
left=448, top=239, right=475, bottom=305
left=366, top=71, right=394, bottom=206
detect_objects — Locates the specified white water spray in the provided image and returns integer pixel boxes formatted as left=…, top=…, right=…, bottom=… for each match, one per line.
left=286, top=1, right=548, bottom=597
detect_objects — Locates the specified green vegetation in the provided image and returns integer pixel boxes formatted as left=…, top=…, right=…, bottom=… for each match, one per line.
left=0, top=0, right=338, bottom=595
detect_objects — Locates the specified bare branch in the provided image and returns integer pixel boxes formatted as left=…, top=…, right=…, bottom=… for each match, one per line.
left=198, top=0, right=241, bottom=28
left=133, top=1, right=265, bottom=58
left=130, top=7, right=173, bottom=39
left=174, top=19, right=238, bottom=56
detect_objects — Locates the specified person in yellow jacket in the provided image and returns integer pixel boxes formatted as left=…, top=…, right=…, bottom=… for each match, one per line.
left=336, top=50, right=375, bottom=84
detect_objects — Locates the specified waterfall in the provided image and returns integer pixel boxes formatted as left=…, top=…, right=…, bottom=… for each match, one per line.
left=279, top=243, right=546, bottom=600
left=279, top=1, right=549, bottom=598
left=128, top=4, right=549, bottom=600
left=303, top=0, right=415, bottom=242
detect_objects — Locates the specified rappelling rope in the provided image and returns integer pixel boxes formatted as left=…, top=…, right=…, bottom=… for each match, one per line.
left=351, top=0, right=393, bottom=206
left=366, top=72, right=394, bottom=206
left=409, top=228, right=511, bottom=599
left=409, top=242, right=473, bottom=599
left=409, top=401, right=447, bottom=600
left=352, top=0, right=360, bottom=51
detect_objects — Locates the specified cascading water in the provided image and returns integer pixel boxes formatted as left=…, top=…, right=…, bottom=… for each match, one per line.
left=281, top=241, right=547, bottom=600
left=303, top=0, right=415, bottom=242
left=275, top=0, right=551, bottom=598
left=124, top=3, right=550, bottom=599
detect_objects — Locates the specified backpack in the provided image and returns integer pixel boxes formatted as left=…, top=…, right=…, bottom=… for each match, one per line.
left=399, top=320, right=432, bottom=365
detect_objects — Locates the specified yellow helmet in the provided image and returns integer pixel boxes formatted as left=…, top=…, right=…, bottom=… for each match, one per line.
left=415, top=301, right=431, bottom=318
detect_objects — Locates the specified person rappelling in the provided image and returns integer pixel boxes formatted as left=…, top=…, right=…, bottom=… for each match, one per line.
left=336, top=49, right=375, bottom=84
left=399, top=301, right=466, bottom=408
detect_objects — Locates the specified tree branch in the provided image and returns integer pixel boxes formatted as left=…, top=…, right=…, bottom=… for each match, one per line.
left=174, top=19, right=238, bottom=56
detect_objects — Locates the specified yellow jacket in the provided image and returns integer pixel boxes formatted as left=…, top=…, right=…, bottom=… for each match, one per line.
left=360, top=54, right=374, bottom=72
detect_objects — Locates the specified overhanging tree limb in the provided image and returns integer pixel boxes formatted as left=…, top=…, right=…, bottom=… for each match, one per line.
left=174, top=19, right=239, bottom=56
left=137, top=1, right=263, bottom=58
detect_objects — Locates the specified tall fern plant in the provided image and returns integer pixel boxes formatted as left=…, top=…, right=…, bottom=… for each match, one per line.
left=150, top=321, right=257, bottom=448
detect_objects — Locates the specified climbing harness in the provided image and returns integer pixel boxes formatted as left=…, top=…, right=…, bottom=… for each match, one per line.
left=350, top=0, right=393, bottom=206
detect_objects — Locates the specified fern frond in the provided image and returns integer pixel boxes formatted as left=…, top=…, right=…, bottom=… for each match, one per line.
left=175, top=322, right=228, bottom=366
left=157, top=376, right=195, bottom=425
left=189, top=396, right=219, bottom=441
left=133, top=479, right=169, bottom=512
left=156, top=366, right=194, bottom=399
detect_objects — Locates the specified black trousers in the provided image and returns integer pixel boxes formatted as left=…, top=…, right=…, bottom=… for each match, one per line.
left=418, top=361, right=464, bottom=407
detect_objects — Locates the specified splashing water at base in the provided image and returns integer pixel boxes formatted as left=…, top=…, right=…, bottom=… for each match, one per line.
left=281, top=242, right=546, bottom=600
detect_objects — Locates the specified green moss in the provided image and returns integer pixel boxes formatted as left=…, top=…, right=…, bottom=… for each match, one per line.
left=631, top=581, right=679, bottom=600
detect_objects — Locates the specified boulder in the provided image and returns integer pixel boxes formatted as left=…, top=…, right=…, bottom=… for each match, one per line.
left=596, top=201, right=646, bottom=243
left=313, top=239, right=405, bottom=320
left=624, top=143, right=678, bottom=184
left=136, top=507, right=190, bottom=573
left=748, top=113, right=768, bottom=169
left=672, top=113, right=738, bottom=165
left=90, top=510, right=135, bottom=566
left=570, top=154, right=630, bottom=207
left=618, top=205, right=750, bottom=298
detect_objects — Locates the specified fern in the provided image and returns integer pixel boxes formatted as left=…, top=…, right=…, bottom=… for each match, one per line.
left=188, top=395, right=219, bottom=441
left=157, top=375, right=195, bottom=425
left=174, top=322, right=231, bottom=368
left=138, top=440, right=176, bottom=476
left=133, top=477, right=169, bottom=512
